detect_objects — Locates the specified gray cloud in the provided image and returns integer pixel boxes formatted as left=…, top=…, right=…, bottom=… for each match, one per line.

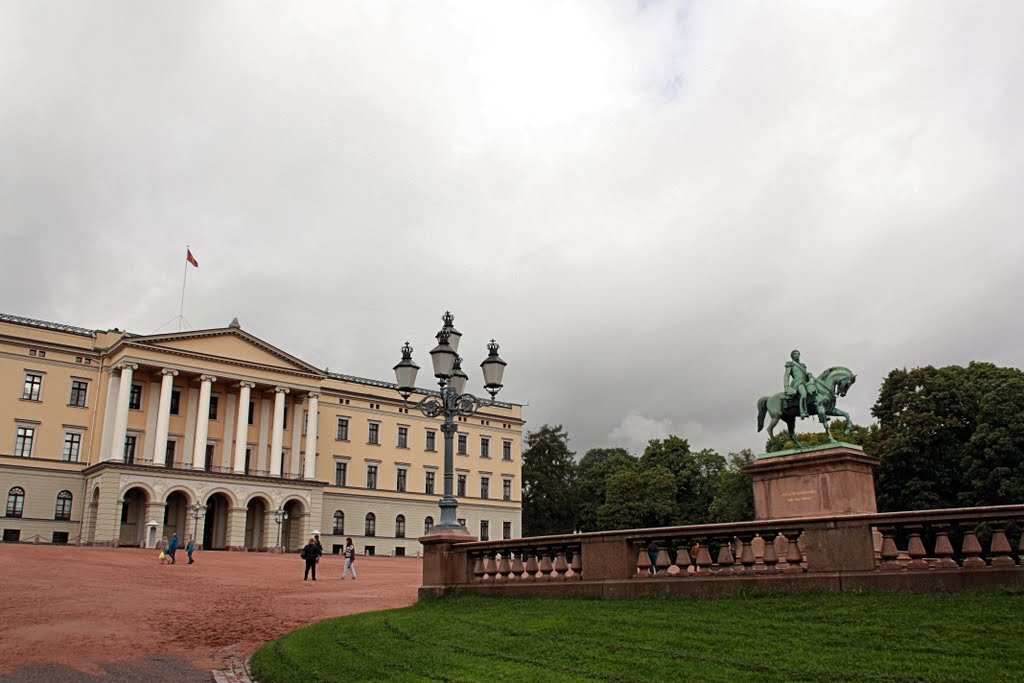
left=2, top=1, right=1022, bottom=457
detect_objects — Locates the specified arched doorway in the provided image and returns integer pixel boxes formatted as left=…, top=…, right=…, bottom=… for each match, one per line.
left=164, top=491, right=190, bottom=542
left=244, top=497, right=269, bottom=550
left=85, top=486, right=100, bottom=543
left=281, top=499, right=304, bottom=551
left=202, top=492, right=231, bottom=550
left=119, top=487, right=149, bottom=546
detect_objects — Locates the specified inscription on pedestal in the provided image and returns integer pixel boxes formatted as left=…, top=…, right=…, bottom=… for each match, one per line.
left=781, top=488, right=816, bottom=504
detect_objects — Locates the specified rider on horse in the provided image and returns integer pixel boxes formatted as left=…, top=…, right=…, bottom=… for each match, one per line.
left=784, top=349, right=815, bottom=417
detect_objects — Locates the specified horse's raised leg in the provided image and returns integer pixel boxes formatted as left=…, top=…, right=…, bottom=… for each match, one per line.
left=829, top=406, right=852, bottom=436
left=785, top=415, right=801, bottom=449
left=818, top=403, right=836, bottom=443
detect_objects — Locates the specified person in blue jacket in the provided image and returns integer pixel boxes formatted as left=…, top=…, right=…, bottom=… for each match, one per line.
left=168, top=533, right=180, bottom=564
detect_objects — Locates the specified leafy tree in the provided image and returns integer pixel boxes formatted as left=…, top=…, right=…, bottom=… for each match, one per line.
left=597, top=465, right=678, bottom=530
left=574, top=448, right=637, bottom=533
left=765, top=421, right=870, bottom=453
left=869, top=362, right=1024, bottom=511
left=639, top=437, right=726, bottom=525
left=709, top=450, right=756, bottom=523
left=521, top=425, right=577, bottom=536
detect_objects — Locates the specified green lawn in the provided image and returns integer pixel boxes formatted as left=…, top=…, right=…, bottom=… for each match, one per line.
left=250, top=591, right=1023, bottom=683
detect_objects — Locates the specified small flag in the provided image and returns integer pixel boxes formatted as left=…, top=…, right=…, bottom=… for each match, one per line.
left=186, top=248, right=199, bottom=268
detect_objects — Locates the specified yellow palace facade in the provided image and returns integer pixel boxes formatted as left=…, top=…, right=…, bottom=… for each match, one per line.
left=0, top=313, right=523, bottom=555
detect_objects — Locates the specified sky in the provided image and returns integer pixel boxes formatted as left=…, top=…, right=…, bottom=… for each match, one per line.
left=2, top=1, right=1022, bottom=458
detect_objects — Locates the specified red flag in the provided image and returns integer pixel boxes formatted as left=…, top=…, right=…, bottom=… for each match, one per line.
left=186, top=249, right=199, bottom=268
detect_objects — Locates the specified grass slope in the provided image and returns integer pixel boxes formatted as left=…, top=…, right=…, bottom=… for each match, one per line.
left=251, top=591, right=1022, bottom=683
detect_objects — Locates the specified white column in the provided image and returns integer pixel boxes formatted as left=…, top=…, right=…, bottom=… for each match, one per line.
left=289, top=400, right=303, bottom=477
left=233, top=382, right=255, bottom=473
left=269, top=387, right=288, bottom=477
left=304, top=393, right=319, bottom=480
left=191, top=375, right=217, bottom=469
left=152, top=369, right=178, bottom=466
left=109, top=363, right=137, bottom=461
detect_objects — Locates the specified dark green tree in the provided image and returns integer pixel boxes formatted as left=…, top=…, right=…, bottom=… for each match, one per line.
left=709, top=450, right=756, bottom=523
left=574, top=447, right=637, bottom=533
left=597, top=465, right=678, bottom=530
left=960, top=375, right=1024, bottom=506
left=765, top=421, right=870, bottom=453
left=639, top=437, right=726, bottom=525
left=521, top=424, right=577, bottom=536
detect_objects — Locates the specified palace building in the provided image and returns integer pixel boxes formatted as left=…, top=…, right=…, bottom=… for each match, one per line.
left=0, top=312, right=523, bottom=555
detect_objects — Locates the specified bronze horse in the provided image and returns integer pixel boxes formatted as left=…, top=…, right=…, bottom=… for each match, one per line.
left=757, top=366, right=856, bottom=449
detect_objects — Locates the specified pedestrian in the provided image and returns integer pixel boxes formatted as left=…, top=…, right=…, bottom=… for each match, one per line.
left=168, top=533, right=179, bottom=564
left=647, top=540, right=659, bottom=575
left=186, top=535, right=196, bottom=565
left=341, top=537, right=357, bottom=580
left=160, top=536, right=169, bottom=564
left=302, top=537, right=318, bottom=581
left=313, top=531, right=323, bottom=565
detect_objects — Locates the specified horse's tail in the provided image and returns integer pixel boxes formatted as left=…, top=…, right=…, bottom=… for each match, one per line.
left=757, top=396, right=768, bottom=432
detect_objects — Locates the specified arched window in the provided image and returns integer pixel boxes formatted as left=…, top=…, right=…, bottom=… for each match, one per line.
left=333, top=510, right=344, bottom=535
left=364, top=512, right=376, bottom=537
left=6, top=487, right=25, bottom=518
left=395, top=514, right=406, bottom=538
left=424, top=516, right=434, bottom=534
left=54, top=491, right=72, bottom=521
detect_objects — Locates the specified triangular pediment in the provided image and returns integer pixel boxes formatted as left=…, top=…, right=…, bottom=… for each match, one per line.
left=126, top=328, right=323, bottom=376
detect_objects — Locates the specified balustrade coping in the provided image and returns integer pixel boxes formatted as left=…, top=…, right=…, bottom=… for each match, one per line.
left=452, top=504, right=1024, bottom=551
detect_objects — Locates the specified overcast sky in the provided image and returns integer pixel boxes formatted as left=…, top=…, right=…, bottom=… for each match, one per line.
left=2, top=1, right=1022, bottom=457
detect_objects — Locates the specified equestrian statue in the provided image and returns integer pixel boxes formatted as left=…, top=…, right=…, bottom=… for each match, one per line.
left=757, top=350, right=857, bottom=449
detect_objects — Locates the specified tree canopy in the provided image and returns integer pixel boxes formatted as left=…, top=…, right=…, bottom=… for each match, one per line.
left=574, top=447, right=637, bottom=533
left=521, top=424, right=577, bottom=536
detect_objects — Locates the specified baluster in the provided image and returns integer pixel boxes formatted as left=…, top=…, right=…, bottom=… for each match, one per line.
left=932, top=526, right=958, bottom=569
left=496, top=552, right=512, bottom=581
left=695, top=539, right=714, bottom=574
left=570, top=547, right=583, bottom=580
left=879, top=526, right=902, bottom=571
left=510, top=551, right=525, bottom=581
left=538, top=549, right=554, bottom=580
left=472, top=553, right=485, bottom=582
left=655, top=545, right=671, bottom=576
left=961, top=525, right=986, bottom=568
left=715, top=537, right=736, bottom=575
left=482, top=553, right=498, bottom=582
left=782, top=531, right=803, bottom=574
left=737, top=534, right=756, bottom=574
left=905, top=525, right=929, bottom=570
left=761, top=532, right=779, bottom=572
left=524, top=552, right=540, bottom=581
left=752, top=534, right=767, bottom=572
left=989, top=525, right=1015, bottom=567
left=553, top=549, right=569, bottom=581
left=673, top=544, right=692, bottom=576
left=636, top=543, right=652, bottom=576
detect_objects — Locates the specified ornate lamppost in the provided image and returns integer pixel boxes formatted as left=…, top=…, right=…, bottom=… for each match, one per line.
left=393, top=311, right=507, bottom=535
left=189, top=501, right=206, bottom=546
left=274, top=506, right=289, bottom=550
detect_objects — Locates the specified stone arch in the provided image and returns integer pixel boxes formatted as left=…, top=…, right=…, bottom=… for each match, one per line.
left=118, top=481, right=157, bottom=501
left=163, top=489, right=192, bottom=543
left=202, top=491, right=233, bottom=550
left=119, top=485, right=150, bottom=546
left=84, top=485, right=101, bottom=544
left=244, top=494, right=272, bottom=550
left=163, top=485, right=196, bottom=506
left=200, top=487, right=238, bottom=508
left=280, top=497, right=306, bottom=552
left=242, top=491, right=273, bottom=508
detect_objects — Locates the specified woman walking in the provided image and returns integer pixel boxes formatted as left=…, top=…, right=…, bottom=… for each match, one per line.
left=341, top=537, right=357, bottom=580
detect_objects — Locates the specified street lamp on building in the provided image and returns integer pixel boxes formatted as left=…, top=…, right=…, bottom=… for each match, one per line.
left=274, top=507, right=289, bottom=550
left=189, top=501, right=206, bottom=546
left=393, top=311, right=507, bottom=535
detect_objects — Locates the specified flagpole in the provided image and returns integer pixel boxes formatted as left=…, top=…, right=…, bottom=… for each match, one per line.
left=179, top=245, right=189, bottom=332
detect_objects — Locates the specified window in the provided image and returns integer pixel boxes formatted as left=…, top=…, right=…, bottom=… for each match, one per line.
left=14, top=426, right=34, bottom=458
left=368, top=422, right=379, bottom=445
left=129, top=383, right=143, bottom=410
left=395, top=547, right=406, bottom=557
left=457, top=434, right=467, bottom=455
left=62, top=432, right=82, bottom=462
left=124, top=435, right=137, bottom=463
left=366, top=465, right=378, bottom=489
left=480, top=437, right=490, bottom=458
left=503, top=441, right=512, bottom=461
left=52, top=531, right=69, bottom=544
left=503, top=479, right=513, bottom=501
left=397, top=426, right=408, bottom=449
left=457, top=474, right=467, bottom=497
left=503, top=522, right=512, bottom=540
left=243, top=447, right=252, bottom=474
left=2, top=529, right=20, bottom=542
left=457, top=518, right=466, bottom=528
left=302, top=411, right=308, bottom=436
left=336, top=417, right=349, bottom=440
left=425, top=471, right=436, bottom=495
left=395, top=514, right=406, bottom=538
left=425, top=430, right=436, bottom=451
left=424, top=516, right=434, bottom=534
left=22, top=373, right=43, bottom=401
left=165, top=440, right=176, bottom=468
left=69, top=380, right=88, bottom=407
left=365, top=512, right=376, bottom=537
left=282, top=407, right=288, bottom=430
left=480, top=476, right=490, bottom=499
left=6, top=487, right=25, bottom=517
left=209, top=396, right=219, bottom=420
left=54, top=490, right=72, bottom=521
left=333, top=510, right=344, bottom=535
left=248, top=401, right=255, bottom=425
left=170, top=390, right=181, bottom=416
left=334, top=461, right=347, bottom=486
left=480, top=520, right=490, bottom=542
left=397, top=469, right=407, bottom=492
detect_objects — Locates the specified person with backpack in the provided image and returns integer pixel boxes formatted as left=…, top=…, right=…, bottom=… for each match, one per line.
left=341, top=537, right=357, bottom=580
left=301, top=537, right=318, bottom=581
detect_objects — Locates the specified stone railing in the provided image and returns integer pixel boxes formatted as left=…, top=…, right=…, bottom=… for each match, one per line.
left=420, top=504, right=1024, bottom=598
